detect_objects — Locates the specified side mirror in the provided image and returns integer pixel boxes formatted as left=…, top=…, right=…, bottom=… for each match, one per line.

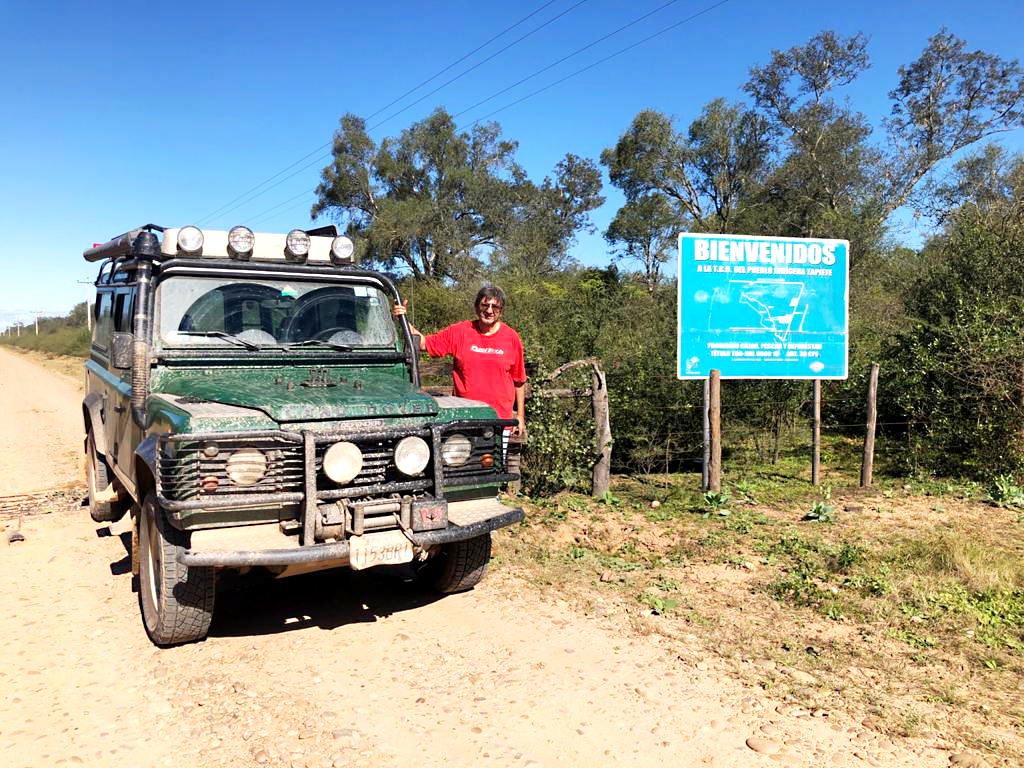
left=111, top=332, right=134, bottom=370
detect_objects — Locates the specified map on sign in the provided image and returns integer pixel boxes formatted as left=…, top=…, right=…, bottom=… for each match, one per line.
left=677, top=234, right=849, bottom=380
left=724, top=280, right=805, bottom=341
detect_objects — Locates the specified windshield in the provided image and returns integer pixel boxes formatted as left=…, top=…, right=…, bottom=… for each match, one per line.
left=155, top=276, right=399, bottom=350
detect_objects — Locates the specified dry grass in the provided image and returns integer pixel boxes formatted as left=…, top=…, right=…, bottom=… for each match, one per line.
left=497, top=471, right=1024, bottom=762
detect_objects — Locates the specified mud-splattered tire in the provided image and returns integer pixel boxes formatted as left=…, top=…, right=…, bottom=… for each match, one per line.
left=138, top=493, right=214, bottom=646
left=86, top=433, right=126, bottom=523
left=428, top=533, right=492, bottom=593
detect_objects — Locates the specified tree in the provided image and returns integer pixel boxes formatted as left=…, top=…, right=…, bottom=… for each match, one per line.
left=313, top=109, right=524, bottom=279
left=603, top=194, right=676, bottom=291
left=883, top=29, right=1024, bottom=217
left=494, top=153, right=604, bottom=276
left=883, top=150, right=1024, bottom=476
left=601, top=101, right=773, bottom=233
left=314, top=110, right=602, bottom=280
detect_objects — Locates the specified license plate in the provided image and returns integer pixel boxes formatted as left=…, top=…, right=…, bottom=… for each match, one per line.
left=348, top=530, right=414, bottom=570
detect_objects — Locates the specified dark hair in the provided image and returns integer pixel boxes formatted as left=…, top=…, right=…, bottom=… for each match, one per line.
left=474, top=285, right=505, bottom=309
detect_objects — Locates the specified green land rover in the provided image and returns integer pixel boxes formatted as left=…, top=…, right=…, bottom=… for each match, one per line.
left=83, top=224, right=523, bottom=646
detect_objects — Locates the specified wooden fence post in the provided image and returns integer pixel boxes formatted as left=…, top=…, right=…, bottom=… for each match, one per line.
left=702, top=378, right=710, bottom=491
left=708, top=370, right=721, bottom=492
left=811, top=379, right=821, bottom=485
left=861, top=363, right=880, bottom=487
left=591, top=365, right=611, bottom=497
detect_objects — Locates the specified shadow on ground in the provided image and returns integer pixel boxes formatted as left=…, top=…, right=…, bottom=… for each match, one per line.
left=97, top=521, right=447, bottom=639
left=209, top=565, right=445, bottom=638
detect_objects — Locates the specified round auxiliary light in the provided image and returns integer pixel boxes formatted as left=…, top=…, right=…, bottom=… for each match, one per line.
left=227, top=226, right=255, bottom=259
left=441, top=434, right=472, bottom=467
left=323, top=441, right=363, bottom=484
left=394, top=436, right=430, bottom=476
left=285, top=229, right=310, bottom=262
left=177, top=226, right=204, bottom=255
left=225, top=448, right=267, bottom=486
left=330, top=235, right=355, bottom=264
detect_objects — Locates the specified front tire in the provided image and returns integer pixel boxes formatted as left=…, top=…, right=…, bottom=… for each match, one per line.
left=138, top=493, right=214, bottom=646
left=426, top=533, right=492, bottom=593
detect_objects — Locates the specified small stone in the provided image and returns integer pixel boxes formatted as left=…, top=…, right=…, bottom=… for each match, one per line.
left=787, top=669, right=818, bottom=685
left=599, top=572, right=613, bottom=583
left=331, top=729, right=358, bottom=741
left=650, top=500, right=661, bottom=509
left=254, top=750, right=270, bottom=764
left=949, top=753, right=989, bottom=767
left=811, top=708, right=828, bottom=718
left=746, top=736, right=781, bottom=754
left=395, top=633, right=410, bottom=642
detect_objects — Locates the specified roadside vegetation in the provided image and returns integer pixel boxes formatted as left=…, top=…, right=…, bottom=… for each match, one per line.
left=495, top=436, right=1024, bottom=760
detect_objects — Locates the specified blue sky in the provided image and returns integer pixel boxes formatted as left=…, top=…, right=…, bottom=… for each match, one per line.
left=2, top=0, right=1023, bottom=326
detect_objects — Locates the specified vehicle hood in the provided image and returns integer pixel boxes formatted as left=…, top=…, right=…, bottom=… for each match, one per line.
left=151, top=365, right=438, bottom=423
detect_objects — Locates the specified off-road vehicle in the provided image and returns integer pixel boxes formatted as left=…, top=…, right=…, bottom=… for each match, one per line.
left=83, top=224, right=522, bottom=645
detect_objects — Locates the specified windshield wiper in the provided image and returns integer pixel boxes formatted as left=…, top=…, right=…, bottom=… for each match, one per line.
left=176, top=331, right=260, bottom=350
left=281, top=339, right=353, bottom=352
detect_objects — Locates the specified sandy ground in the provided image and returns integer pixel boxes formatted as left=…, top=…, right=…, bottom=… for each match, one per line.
left=0, top=351, right=983, bottom=768
left=0, top=347, right=85, bottom=494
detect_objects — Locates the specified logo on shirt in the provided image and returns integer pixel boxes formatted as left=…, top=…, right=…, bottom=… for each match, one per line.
left=470, top=345, right=505, bottom=355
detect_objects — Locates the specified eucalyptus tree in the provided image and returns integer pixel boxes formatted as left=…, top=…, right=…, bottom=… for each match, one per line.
left=314, top=109, right=602, bottom=280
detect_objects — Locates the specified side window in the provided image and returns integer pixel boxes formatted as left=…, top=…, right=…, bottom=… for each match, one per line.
left=113, top=289, right=135, bottom=333
left=93, top=291, right=113, bottom=350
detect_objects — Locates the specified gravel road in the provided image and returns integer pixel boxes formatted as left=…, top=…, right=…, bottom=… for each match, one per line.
left=0, top=349, right=977, bottom=767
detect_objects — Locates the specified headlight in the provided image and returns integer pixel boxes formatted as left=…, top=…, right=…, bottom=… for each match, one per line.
left=394, top=436, right=430, bottom=476
left=177, top=226, right=204, bottom=255
left=228, top=226, right=254, bottom=259
left=285, top=229, right=310, bottom=262
left=323, top=441, right=362, bottom=484
left=330, top=235, right=355, bottom=264
left=441, top=434, right=472, bottom=466
left=225, top=448, right=267, bottom=486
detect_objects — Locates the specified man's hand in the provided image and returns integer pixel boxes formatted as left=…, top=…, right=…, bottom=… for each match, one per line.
left=512, top=417, right=526, bottom=438
left=392, top=298, right=408, bottom=318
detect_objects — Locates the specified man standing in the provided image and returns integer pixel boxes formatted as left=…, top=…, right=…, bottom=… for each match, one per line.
left=393, top=286, right=526, bottom=447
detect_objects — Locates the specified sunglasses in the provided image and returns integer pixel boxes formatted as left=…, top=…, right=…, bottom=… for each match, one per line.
left=478, top=302, right=503, bottom=312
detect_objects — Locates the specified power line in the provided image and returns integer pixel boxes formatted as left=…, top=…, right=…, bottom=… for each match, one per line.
left=454, top=0, right=682, bottom=119
left=364, top=0, right=562, bottom=122
left=464, top=0, right=732, bottom=127
left=369, top=0, right=589, bottom=132
left=195, top=0, right=574, bottom=227
left=207, top=0, right=733, bottom=231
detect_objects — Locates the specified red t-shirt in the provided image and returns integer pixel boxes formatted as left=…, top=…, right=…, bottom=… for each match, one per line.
left=424, top=321, right=526, bottom=419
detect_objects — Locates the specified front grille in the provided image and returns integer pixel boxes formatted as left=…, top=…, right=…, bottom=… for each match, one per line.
left=314, top=435, right=408, bottom=490
left=160, top=437, right=303, bottom=501
left=442, top=431, right=504, bottom=484
left=158, top=421, right=511, bottom=506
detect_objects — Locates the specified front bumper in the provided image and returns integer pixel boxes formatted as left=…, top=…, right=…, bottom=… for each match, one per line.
left=177, top=498, right=523, bottom=567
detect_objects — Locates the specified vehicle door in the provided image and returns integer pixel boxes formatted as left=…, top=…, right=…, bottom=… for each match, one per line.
left=111, top=284, right=137, bottom=482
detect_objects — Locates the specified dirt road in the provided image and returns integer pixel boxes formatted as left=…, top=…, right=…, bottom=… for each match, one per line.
left=0, top=351, right=978, bottom=768
left=0, top=347, right=84, bottom=495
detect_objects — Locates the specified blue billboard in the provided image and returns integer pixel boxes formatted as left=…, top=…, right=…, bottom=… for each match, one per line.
left=677, top=233, right=849, bottom=379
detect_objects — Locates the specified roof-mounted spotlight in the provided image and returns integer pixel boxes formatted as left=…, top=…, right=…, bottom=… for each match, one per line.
left=285, top=229, right=310, bottom=263
left=330, top=235, right=355, bottom=265
left=177, top=226, right=204, bottom=256
left=227, top=226, right=255, bottom=260
left=176, top=225, right=203, bottom=256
